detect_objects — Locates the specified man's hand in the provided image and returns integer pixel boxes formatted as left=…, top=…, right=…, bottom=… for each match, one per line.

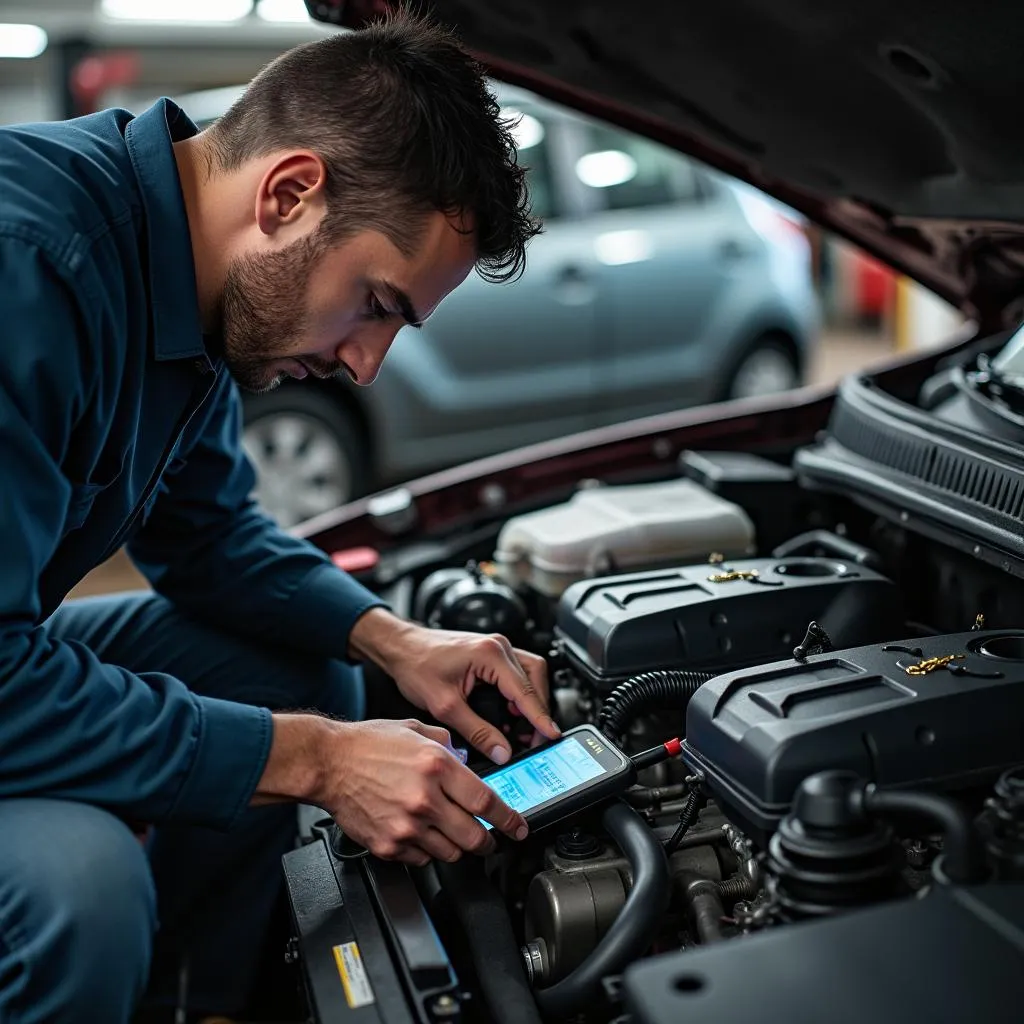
left=349, top=608, right=560, bottom=764
left=255, top=714, right=529, bottom=866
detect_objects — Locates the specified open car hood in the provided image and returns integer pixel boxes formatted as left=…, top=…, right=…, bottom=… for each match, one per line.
left=307, top=0, right=1024, bottom=330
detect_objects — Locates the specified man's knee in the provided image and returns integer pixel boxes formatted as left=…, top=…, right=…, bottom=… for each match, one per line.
left=0, top=799, right=156, bottom=1024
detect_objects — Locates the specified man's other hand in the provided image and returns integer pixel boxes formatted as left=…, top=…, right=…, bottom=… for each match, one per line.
left=349, top=608, right=560, bottom=764
left=258, top=715, right=530, bottom=866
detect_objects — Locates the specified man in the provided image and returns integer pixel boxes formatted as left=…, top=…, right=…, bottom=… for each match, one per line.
left=0, top=10, right=555, bottom=1023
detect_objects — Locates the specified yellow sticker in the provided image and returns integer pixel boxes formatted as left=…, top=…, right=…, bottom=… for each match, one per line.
left=333, top=941, right=375, bottom=1009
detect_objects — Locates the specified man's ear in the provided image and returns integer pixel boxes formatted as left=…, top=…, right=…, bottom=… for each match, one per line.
left=254, top=151, right=327, bottom=238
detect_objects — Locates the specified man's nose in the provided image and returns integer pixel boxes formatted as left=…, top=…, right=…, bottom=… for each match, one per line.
left=338, top=326, right=400, bottom=386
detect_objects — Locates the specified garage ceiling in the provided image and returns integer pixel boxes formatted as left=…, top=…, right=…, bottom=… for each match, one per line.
left=0, top=1, right=329, bottom=97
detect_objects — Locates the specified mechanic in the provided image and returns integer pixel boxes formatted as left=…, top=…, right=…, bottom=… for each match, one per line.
left=0, top=10, right=555, bottom=1024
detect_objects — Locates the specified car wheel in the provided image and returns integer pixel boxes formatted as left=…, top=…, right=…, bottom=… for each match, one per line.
left=726, top=336, right=802, bottom=400
left=241, top=388, right=368, bottom=529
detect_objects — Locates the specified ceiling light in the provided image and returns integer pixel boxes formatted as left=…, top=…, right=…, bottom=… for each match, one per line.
left=256, top=0, right=311, bottom=22
left=101, top=0, right=253, bottom=22
left=0, top=24, right=47, bottom=59
left=576, top=150, right=638, bottom=189
left=594, top=230, right=654, bottom=266
left=502, top=109, right=545, bottom=151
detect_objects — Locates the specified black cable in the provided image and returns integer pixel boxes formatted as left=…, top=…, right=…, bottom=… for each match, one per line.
left=534, top=801, right=671, bottom=1019
left=861, top=786, right=983, bottom=884
left=597, top=670, right=715, bottom=741
left=664, top=788, right=702, bottom=854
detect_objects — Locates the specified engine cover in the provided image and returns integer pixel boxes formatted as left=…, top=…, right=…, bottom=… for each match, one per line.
left=555, top=556, right=898, bottom=690
left=683, top=630, right=1024, bottom=844
left=623, top=883, right=1024, bottom=1024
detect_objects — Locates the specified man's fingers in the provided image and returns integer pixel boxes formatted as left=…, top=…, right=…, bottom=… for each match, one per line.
left=394, top=846, right=432, bottom=868
left=485, top=641, right=561, bottom=741
left=414, top=826, right=465, bottom=864
left=439, top=698, right=511, bottom=764
left=514, top=648, right=551, bottom=703
left=514, top=648, right=558, bottom=735
left=401, top=718, right=453, bottom=749
left=442, top=765, right=529, bottom=844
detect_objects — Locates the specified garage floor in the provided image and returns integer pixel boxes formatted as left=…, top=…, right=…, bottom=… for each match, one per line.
left=70, top=329, right=896, bottom=600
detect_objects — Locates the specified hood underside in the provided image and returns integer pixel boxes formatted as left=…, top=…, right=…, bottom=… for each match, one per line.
left=309, top=0, right=1024, bottom=328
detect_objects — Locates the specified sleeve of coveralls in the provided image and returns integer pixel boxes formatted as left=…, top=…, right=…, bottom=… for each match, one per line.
left=126, top=368, right=387, bottom=661
left=0, top=237, right=271, bottom=829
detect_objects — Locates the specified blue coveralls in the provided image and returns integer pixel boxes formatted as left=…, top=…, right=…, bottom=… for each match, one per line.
left=0, top=99, right=386, bottom=1020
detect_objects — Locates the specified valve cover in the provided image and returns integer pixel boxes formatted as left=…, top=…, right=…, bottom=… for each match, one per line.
left=555, top=556, right=898, bottom=690
left=683, top=630, right=1024, bottom=844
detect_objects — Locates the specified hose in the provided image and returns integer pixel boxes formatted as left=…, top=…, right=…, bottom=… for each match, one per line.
left=861, top=787, right=983, bottom=885
left=433, top=858, right=544, bottom=1024
left=597, top=670, right=715, bottom=741
left=534, top=801, right=671, bottom=1019
left=683, top=877, right=726, bottom=944
left=772, top=529, right=883, bottom=571
left=624, top=782, right=688, bottom=808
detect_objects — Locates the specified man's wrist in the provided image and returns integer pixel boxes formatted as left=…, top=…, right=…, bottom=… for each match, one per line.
left=253, top=712, right=336, bottom=807
left=348, top=606, right=418, bottom=674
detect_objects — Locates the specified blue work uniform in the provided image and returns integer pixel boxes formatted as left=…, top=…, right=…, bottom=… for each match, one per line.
left=0, top=99, right=385, bottom=1022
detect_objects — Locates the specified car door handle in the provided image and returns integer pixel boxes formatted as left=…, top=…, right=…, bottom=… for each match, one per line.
left=556, top=264, right=588, bottom=282
left=718, top=238, right=751, bottom=261
left=552, top=264, right=595, bottom=305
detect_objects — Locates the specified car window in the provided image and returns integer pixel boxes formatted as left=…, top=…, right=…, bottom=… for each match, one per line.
left=502, top=105, right=559, bottom=221
left=577, top=122, right=702, bottom=212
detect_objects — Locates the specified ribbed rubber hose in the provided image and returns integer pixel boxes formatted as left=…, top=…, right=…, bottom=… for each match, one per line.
left=534, top=801, right=671, bottom=1019
left=597, top=670, right=715, bottom=741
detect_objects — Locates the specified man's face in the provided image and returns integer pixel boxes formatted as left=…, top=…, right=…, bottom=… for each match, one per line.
left=218, top=210, right=477, bottom=394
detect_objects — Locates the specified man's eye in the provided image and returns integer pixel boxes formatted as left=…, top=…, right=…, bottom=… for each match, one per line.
left=365, top=294, right=390, bottom=321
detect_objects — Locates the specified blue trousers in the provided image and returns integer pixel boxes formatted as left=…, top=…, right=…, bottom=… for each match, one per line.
left=0, top=591, right=363, bottom=1023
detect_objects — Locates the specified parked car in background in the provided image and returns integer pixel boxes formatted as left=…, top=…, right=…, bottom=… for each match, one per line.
left=177, top=81, right=820, bottom=527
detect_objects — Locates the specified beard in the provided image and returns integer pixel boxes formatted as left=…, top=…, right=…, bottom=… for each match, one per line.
left=216, top=233, right=343, bottom=394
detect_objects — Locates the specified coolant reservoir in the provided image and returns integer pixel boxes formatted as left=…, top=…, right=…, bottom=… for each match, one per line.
left=493, top=479, right=755, bottom=597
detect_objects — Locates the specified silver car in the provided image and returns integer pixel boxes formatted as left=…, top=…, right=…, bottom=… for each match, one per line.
left=179, top=82, right=820, bottom=528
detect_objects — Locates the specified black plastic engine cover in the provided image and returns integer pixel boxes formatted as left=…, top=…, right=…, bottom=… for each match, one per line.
left=555, top=557, right=898, bottom=690
left=624, top=882, right=1024, bottom=1024
left=683, top=630, right=1024, bottom=845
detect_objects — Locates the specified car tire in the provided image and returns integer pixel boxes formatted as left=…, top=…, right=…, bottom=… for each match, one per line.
left=724, top=334, right=802, bottom=401
left=241, top=387, right=369, bottom=530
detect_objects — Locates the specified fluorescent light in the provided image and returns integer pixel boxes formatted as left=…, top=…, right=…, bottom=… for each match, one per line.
left=594, top=229, right=654, bottom=266
left=502, top=109, right=545, bottom=151
left=576, top=150, right=638, bottom=189
left=101, top=0, right=253, bottom=22
left=0, top=24, right=47, bottom=59
left=257, top=0, right=310, bottom=22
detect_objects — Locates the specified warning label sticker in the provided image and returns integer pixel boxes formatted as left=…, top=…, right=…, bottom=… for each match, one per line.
left=333, top=941, right=375, bottom=1009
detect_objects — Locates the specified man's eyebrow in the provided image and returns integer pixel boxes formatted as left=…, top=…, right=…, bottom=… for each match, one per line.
left=380, top=280, right=424, bottom=329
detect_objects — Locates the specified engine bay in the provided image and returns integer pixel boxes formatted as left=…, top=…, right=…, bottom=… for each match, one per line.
left=283, top=325, right=1024, bottom=1024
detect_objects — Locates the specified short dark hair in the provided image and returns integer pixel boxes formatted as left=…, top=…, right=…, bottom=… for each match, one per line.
left=205, top=7, right=541, bottom=282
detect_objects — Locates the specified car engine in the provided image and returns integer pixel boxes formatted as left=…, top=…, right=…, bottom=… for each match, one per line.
left=282, top=328, right=1024, bottom=1024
